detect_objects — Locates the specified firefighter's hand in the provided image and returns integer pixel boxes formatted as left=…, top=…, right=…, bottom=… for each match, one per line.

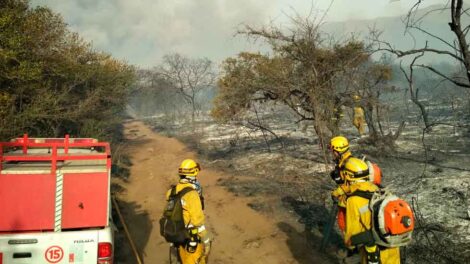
left=203, top=239, right=211, bottom=256
left=199, top=230, right=212, bottom=257
left=331, top=193, right=339, bottom=203
left=331, top=187, right=344, bottom=204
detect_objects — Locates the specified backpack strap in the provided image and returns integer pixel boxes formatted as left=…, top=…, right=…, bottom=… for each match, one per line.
left=339, top=155, right=352, bottom=170
left=349, top=190, right=374, bottom=200
left=350, top=229, right=375, bottom=246
left=171, top=186, right=204, bottom=212
left=173, top=187, right=196, bottom=199
left=170, top=185, right=177, bottom=197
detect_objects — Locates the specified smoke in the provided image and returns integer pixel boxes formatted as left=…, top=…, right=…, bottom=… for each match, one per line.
left=31, top=0, right=444, bottom=67
left=31, top=0, right=278, bottom=67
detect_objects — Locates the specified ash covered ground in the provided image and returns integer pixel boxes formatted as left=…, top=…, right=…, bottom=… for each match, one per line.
left=145, top=107, right=470, bottom=264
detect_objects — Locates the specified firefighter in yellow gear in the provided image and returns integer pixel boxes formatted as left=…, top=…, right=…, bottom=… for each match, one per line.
left=352, top=95, right=367, bottom=136
left=328, top=136, right=354, bottom=232
left=166, top=159, right=211, bottom=264
left=329, top=136, right=353, bottom=207
left=341, top=157, right=400, bottom=264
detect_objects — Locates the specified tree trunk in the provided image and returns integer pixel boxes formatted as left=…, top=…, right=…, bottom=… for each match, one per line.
left=364, top=105, right=377, bottom=136
left=450, top=0, right=470, bottom=85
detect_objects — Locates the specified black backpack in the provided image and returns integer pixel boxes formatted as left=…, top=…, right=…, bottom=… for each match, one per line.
left=159, top=186, right=195, bottom=244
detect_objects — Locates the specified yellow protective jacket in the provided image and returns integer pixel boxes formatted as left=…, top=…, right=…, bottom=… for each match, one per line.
left=353, top=106, right=365, bottom=118
left=165, top=179, right=206, bottom=234
left=166, top=179, right=209, bottom=264
left=331, top=151, right=352, bottom=208
left=344, top=181, right=400, bottom=264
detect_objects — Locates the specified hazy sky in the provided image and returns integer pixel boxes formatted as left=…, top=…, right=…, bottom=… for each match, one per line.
left=31, top=0, right=443, bottom=67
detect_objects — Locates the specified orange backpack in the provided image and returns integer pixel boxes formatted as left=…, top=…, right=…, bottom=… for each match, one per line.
left=350, top=189, right=414, bottom=248
left=365, top=159, right=382, bottom=186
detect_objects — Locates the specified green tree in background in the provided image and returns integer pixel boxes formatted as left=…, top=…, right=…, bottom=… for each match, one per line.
left=0, top=0, right=135, bottom=142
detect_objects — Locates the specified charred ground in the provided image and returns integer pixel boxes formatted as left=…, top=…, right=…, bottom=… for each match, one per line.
left=143, top=107, right=470, bottom=264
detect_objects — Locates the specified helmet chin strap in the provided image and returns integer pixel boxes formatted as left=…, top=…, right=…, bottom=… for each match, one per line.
left=179, top=175, right=197, bottom=182
left=187, top=176, right=197, bottom=182
left=333, top=151, right=344, bottom=162
left=334, top=151, right=342, bottom=159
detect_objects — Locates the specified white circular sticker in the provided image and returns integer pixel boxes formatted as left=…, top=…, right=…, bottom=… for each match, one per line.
left=45, top=246, right=64, bottom=263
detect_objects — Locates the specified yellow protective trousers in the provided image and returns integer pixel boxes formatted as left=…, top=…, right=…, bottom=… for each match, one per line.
left=178, top=243, right=206, bottom=264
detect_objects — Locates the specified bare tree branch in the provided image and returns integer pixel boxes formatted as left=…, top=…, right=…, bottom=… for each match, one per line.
left=400, top=52, right=432, bottom=128
left=376, top=0, right=470, bottom=88
left=157, top=53, right=215, bottom=124
left=407, top=25, right=458, bottom=52
left=416, top=64, right=470, bottom=88
left=377, top=45, right=465, bottom=64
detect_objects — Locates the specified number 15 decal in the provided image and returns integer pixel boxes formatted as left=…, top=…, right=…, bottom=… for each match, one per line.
left=45, top=246, right=64, bottom=263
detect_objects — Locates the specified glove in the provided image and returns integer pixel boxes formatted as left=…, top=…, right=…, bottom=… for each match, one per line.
left=330, top=169, right=344, bottom=184
left=331, top=193, right=339, bottom=203
left=185, top=228, right=200, bottom=253
left=365, top=245, right=381, bottom=264
left=203, top=239, right=211, bottom=256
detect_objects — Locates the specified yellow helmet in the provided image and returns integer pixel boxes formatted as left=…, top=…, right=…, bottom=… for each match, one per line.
left=341, top=157, right=369, bottom=182
left=353, top=94, right=361, bottom=101
left=178, top=159, right=201, bottom=177
left=330, top=136, right=349, bottom=154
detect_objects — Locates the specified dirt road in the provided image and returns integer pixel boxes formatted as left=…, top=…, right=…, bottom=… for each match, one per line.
left=114, top=121, right=331, bottom=264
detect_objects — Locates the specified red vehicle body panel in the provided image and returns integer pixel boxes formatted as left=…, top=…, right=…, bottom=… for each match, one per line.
left=0, top=135, right=111, bottom=232
left=0, top=173, right=55, bottom=231
left=61, top=172, right=109, bottom=229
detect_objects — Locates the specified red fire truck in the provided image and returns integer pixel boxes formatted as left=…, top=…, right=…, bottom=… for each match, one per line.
left=0, top=135, right=114, bottom=264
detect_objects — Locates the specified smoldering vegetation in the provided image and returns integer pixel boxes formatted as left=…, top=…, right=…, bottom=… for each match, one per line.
left=129, top=2, right=470, bottom=263
left=132, top=85, right=469, bottom=263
